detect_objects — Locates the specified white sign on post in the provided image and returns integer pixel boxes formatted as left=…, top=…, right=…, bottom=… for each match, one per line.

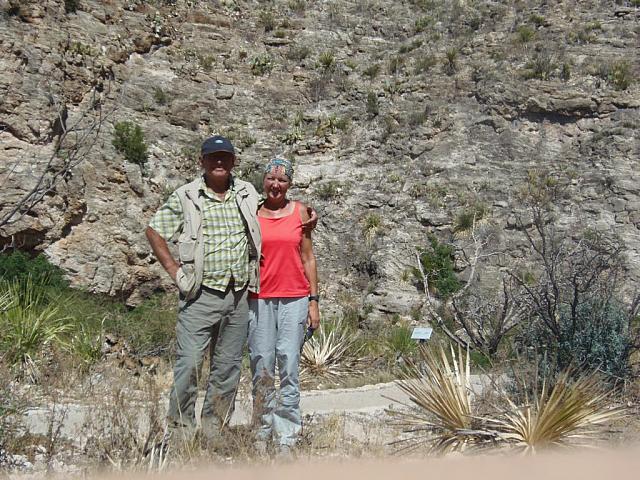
left=411, top=327, right=433, bottom=342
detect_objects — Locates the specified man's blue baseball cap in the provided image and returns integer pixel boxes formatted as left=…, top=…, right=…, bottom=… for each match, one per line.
left=201, top=135, right=235, bottom=156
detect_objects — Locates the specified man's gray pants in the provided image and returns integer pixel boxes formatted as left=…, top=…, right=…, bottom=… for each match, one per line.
left=167, top=286, right=248, bottom=435
left=248, top=297, right=308, bottom=447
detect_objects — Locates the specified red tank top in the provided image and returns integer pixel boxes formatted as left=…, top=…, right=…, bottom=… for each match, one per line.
left=254, top=202, right=310, bottom=299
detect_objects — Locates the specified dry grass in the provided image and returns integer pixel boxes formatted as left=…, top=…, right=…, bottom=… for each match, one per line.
left=387, top=346, right=626, bottom=455
left=300, top=319, right=364, bottom=386
left=488, top=372, right=626, bottom=452
left=389, top=346, right=496, bottom=454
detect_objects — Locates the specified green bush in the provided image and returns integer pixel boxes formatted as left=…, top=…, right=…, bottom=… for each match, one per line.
left=443, top=47, right=458, bottom=75
left=64, top=0, right=79, bottom=14
left=152, top=86, right=169, bottom=105
left=412, top=235, right=461, bottom=299
left=0, top=278, right=73, bottom=370
left=414, top=15, right=433, bottom=33
left=366, top=91, right=379, bottom=116
left=317, top=51, right=336, bottom=72
left=385, top=323, right=418, bottom=363
left=315, top=180, right=342, bottom=200
left=519, top=298, right=632, bottom=381
left=598, top=60, right=632, bottom=91
left=250, top=54, right=274, bottom=75
left=524, top=53, right=556, bottom=80
left=529, top=13, right=545, bottom=27
left=258, top=10, right=276, bottom=32
left=414, top=55, right=437, bottom=74
left=0, top=251, right=67, bottom=288
left=287, top=44, right=311, bottom=61
left=388, top=56, right=404, bottom=74
left=288, top=0, right=306, bottom=13
left=362, top=63, right=381, bottom=79
left=112, top=121, right=148, bottom=167
left=516, top=24, right=535, bottom=43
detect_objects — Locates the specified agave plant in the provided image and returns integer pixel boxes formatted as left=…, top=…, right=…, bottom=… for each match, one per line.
left=488, top=371, right=625, bottom=453
left=299, top=318, right=363, bottom=384
left=389, top=345, right=497, bottom=454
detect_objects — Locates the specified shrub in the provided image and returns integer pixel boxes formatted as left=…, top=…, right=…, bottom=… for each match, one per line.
left=453, top=203, right=489, bottom=237
left=414, top=55, right=437, bottom=74
left=412, top=235, right=461, bottom=299
left=385, top=323, right=418, bottom=363
left=258, top=10, right=276, bottom=32
left=407, top=109, right=428, bottom=126
left=300, top=317, right=363, bottom=385
left=388, top=55, right=404, bottom=74
left=112, top=121, right=148, bottom=167
left=443, top=47, right=458, bottom=75
left=250, top=54, right=273, bottom=76
left=0, top=251, right=67, bottom=288
left=598, top=60, right=632, bottom=91
left=366, top=91, right=379, bottom=116
left=198, top=54, right=214, bottom=72
left=362, top=63, right=381, bottom=79
left=6, top=2, right=21, bottom=16
left=520, top=298, right=632, bottom=381
left=288, top=0, right=306, bottom=14
left=0, top=279, right=73, bottom=375
left=529, top=13, right=545, bottom=27
left=414, top=16, right=433, bottom=33
left=317, top=51, right=336, bottom=72
left=399, top=39, right=422, bottom=54
left=523, top=52, right=556, bottom=80
left=152, top=86, right=169, bottom=105
left=560, top=62, right=571, bottom=81
left=64, top=0, right=79, bottom=14
left=315, top=181, right=342, bottom=200
left=516, top=24, right=535, bottom=43
left=287, top=44, right=311, bottom=61
left=362, top=213, right=382, bottom=245
left=280, top=126, right=304, bottom=145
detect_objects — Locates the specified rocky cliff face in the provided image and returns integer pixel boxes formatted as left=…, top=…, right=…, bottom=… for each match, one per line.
left=1, top=0, right=638, bottom=317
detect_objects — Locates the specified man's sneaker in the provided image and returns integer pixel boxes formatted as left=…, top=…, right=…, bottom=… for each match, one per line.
left=276, top=444, right=293, bottom=461
left=200, top=418, right=223, bottom=445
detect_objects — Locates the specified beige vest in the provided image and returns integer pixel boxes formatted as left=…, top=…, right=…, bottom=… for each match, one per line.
left=174, top=177, right=261, bottom=300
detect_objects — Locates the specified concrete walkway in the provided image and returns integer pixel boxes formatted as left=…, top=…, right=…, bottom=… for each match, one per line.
left=23, top=376, right=488, bottom=440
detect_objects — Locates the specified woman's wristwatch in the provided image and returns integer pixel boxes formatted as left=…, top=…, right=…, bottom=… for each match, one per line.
left=308, top=294, right=320, bottom=303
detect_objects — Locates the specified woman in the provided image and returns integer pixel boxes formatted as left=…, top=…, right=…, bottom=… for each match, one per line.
left=248, top=157, right=320, bottom=456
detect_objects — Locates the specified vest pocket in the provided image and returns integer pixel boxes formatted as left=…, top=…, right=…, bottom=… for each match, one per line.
left=175, top=264, right=196, bottom=297
left=178, top=240, right=196, bottom=263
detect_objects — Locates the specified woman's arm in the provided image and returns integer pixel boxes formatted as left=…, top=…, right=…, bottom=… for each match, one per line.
left=299, top=202, right=320, bottom=329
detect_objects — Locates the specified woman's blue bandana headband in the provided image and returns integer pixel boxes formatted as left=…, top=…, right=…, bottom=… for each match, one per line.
left=264, top=158, right=294, bottom=181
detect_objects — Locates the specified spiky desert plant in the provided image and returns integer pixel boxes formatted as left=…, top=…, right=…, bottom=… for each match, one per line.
left=299, top=318, right=363, bottom=384
left=489, top=371, right=625, bottom=452
left=389, top=345, right=496, bottom=454
left=0, top=278, right=73, bottom=374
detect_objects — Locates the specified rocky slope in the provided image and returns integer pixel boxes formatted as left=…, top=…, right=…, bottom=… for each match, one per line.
left=1, top=0, right=638, bottom=318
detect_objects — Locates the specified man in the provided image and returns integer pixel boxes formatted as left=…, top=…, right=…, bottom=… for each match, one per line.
left=145, top=135, right=315, bottom=444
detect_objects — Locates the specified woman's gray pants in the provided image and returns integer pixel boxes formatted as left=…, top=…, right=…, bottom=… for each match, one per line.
left=248, top=297, right=308, bottom=447
left=167, top=286, right=248, bottom=437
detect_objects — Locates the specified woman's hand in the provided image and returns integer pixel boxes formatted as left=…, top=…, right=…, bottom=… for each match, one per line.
left=301, top=205, right=318, bottom=232
left=307, top=301, right=320, bottom=330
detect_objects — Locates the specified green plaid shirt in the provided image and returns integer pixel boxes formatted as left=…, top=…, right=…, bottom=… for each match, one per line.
left=149, top=177, right=249, bottom=292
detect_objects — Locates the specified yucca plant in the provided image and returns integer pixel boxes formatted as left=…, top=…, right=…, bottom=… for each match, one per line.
left=0, top=278, right=73, bottom=374
left=299, top=318, right=363, bottom=384
left=488, top=371, right=625, bottom=453
left=389, top=345, right=496, bottom=454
